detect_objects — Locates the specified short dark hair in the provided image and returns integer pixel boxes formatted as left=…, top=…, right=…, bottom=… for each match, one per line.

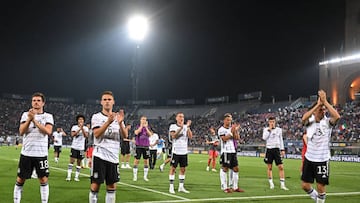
left=32, top=92, right=45, bottom=102
left=76, top=114, right=85, bottom=122
left=101, top=90, right=114, bottom=98
left=268, top=116, right=276, bottom=121
left=223, top=113, right=232, bottom=120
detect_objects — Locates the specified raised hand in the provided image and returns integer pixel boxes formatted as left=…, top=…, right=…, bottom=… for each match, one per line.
left=117, top=109, right=125, bottom=123
left=233, top=122, right=240, bottom=130
left=318, top=89, right=327, bottom=103
left=186, top=120, right=192, bottom=127
left=107, top=112, right=116, bottom=123
left=28, top=108, right=35, bottom=121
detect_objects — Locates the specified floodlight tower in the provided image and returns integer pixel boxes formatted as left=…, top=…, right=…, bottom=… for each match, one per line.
left=128, top=15, right=148, bottom=101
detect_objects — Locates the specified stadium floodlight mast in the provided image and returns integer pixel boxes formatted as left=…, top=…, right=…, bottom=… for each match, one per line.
left=128, top=15, right=149, bottom=102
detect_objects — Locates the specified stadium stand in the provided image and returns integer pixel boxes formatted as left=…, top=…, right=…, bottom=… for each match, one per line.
left=1, top=97, right=359, bottom=156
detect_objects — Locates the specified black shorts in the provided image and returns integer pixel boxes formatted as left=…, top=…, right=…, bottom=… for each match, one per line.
left=301, top=158, right=329, bottom=185
left=17, top=155, right=49, bottom=179
left=170, top=154, right=188, bottom=168
left=134, top=146, right=150, bottom=160
left=220, top=152, right=238, bottom=168
left=91, top=156, right=119, bottom=185
left=121, top=141, right=130, bottom=155
left=264, top=148, right=283, bottom=165
left=54, top=146, right=62, bottom=153
left=70, top=148, right=84, bottom=160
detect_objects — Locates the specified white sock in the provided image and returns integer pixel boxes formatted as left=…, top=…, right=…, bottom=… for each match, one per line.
left=220, top=169, right=227, bottom=190
left=316, top=193, right=326, bottom=203
left=133, top=167, right=138, bottom=178
left=144, top=166, right=149, bottom=178
left=268, top=178, right=273, bottom=184
left=13, top=182, right=23, bottom=203
left=280, top=178, right=285, bottom=187
left=307, top=188, right=318, bottom=200
left=179, top=175, right=185, bottom=188
left=67, top=164, right=73, bottom=178
left=75, top=166, right=81, bottom=178
left=89, top=190, right=98, bottom=203
left=229, top=169, right=233, bottom=188
left=232, top=172, right=239, bottom=190
left=316, top=198, right=325, bottom=203
left=40, top=183, right=49, bottom=203
left=169, top=174, right=175, bottom=187
left=105, top=190, right=116, bottom=203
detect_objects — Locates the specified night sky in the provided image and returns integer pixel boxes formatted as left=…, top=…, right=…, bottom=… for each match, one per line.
left=0, top=0, right=345, bottom=104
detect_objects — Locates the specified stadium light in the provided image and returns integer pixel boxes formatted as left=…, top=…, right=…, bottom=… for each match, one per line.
left=319, top=52, right=360, bottom=66
left=127, top=15, right=149, bottom=102
left=128, top=15, right=148, bottom=42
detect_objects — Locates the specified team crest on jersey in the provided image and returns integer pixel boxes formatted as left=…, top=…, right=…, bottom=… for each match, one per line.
left=94, top=172, right=98, bottom=178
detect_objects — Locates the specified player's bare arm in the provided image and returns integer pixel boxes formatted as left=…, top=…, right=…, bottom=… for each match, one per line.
left=186, top=122, right=193, bottom=139
left=319, top=90, right=340, bottom=125
left=19, top=109, right=35, bottom=135
left=117, top=110, right=128, bottom=138
left=29, top=108, right=53, bottom=135
left=144, top=122, right=153, bottom=136
left=60, top=128, right=67, bottom=136
left=232, top=123, right=240, bottom=140
left=80, top=125, right=89, bottom=138
left=134, top=123, right=144, bottom=135
left=171, top=126, right=183, bottom=139
left=301, top=96, right=322, bottom=124
left=221, top=132, right=234, bottom=141
left=93, top=112, right=115, bottom=138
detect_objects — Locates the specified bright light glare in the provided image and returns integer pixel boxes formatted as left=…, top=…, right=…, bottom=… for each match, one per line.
left=319, top=53, right=360, bottom=66
left=128, top=15, right=148, bottom=41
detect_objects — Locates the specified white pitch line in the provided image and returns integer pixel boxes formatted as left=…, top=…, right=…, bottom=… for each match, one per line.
left=49, top=166, right=190, bottom=201
left=4, top=157, right=189, bottom=201
left=124, top=191, right=360, bottom=203
left=5, top=157, right=360, bottom=202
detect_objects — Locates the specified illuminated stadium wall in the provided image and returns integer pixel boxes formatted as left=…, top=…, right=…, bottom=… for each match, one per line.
left=319, top=64, right=360, bottom=105
left=319, top=0, right=360, bottom=105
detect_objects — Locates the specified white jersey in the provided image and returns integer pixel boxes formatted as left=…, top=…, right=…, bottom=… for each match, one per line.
left=305, top=117, right=333, bottom=162
left=20, top=112, right=54, bottom=157
left=262, top=127, right=284, bottom=150
left=169, top=124, right=189, bottom=155
left=53, top=131, right=63, bottom=146
left=70, top=125, right=89, bottom=150
left=149, top=133, right=159, bottom=150
left=218, top=126, right=236, bottom=154
left=91, top=112, right=123, bottom=164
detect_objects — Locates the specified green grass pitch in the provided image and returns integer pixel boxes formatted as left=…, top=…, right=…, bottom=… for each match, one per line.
left=1, top=146, right=359, bottom=203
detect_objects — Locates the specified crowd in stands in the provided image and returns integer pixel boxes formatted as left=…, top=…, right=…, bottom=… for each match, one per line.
left=1, top=98, right=359, bottom=148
